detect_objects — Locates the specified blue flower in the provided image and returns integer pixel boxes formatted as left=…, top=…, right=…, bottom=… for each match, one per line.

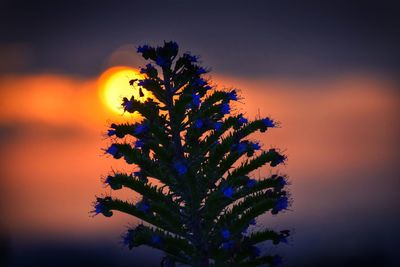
left=247, top=179, right=257, bottom=188
left=106, top=144, right=118, bottom=156
left=133, top=171, right=147, bottom=183
left=252, top=142, right=261, bottom=150
left=221, top=229, right=230, bottom=239
left=222, top=186, right=234, bottom=198
left=183, top=53, right=198, bottom=63
left=193, top=78, right=207, bottom=87
left=192, top=93, right=201, bottom=107
left=123, top=229, right=135, bottom=249
left=195, top=119, right=203, bottom=129
left=123, top=100, right=133, bottom=111
left=151, top=235, right=161, bottom=245
left=221, top=103, right=230, bottom=114
left=241, top=226, right=249, bottom=234
left=156, top=55, right=169, bottom=67
left=140, top=63, right=156, bottom=75
left=107, top=129, right=116, bottom=136
left=262, top=117, right=275, bottom=127
left=196, top=67, right=207, bottom=75
left=276, top=176, right=287, bottom=188
left=238, top=116, right=248, bottom=125
left=137, top=45, right=151, bottom=53
left=250, top=218, right=256, bottom=225
left=222, top=240, right=234, bottom=250
left=214, top=122, right=223, bottom=131
left=174, top=161, right=187, bottom=175
left=236, top=143, right=247, bottom=154
left=105, top=175, right=122, bottom=190
left=274, top=196, right=288, bottom=212
left=228, top=90, right=238, bottom=101
left=136, top=201, right=150, bottom=213
left=135, top=139, right=144, bottom=148
left=164, top=41, right=178, bottom=55
left=94, top=197, right=112, bottom=217
left=134, top=124, right=147, bottom=135
left=137, top=79, right=147, bottom=87
left=94, top=201, right=105, bottom=215
left=269, top=150, right=286, bottom=167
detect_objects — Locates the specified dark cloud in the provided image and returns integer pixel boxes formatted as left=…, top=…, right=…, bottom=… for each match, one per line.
left=0, top=0, right=399, bottom=78
left=0, top=120, right=89, bottom=142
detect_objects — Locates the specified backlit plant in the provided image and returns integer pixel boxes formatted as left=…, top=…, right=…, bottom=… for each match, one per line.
left=93, top=41, right=290, bottom=267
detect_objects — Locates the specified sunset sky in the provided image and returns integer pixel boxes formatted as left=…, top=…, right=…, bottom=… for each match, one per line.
left=1, top=1, right=399, bottom=267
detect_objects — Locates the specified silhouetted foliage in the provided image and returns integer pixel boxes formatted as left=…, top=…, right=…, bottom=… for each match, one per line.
left=93, top=41, right=291, bottom=267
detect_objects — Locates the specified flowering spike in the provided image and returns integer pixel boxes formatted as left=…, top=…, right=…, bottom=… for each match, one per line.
left=107, top=129, right=116, bottom=137
left=136, top=200, right=150, bottom=213
left=228, top=90, right=238, bottom=101
left=137, top=45, right=151, bottom=54
left=222, top=240, right=234, bottom=250
left=183, top=53, right=198, bottom=63
left=246, top=178, right=257, bottom=188
left=174, top=161, right=187, bottom=175
left=105, top=175, right=122, bottom=190
left=236, top=142, right=247, bottom=154
left=196, top=67, right=207, bottom=75
left=123, top=229, right=135, bottom=249
left=275, top=176, right=287, bottom=191
left=269, top=149, right=286, bottom=167
left=221, top=229, right=230, bottom=239
left=195, top=119, right=203, bottom=129
left=193, top=78, right=207, bottom=87
left=106, top=144, right=119, bottom=157
left=156, top=55, right=169, bottom=67
left=93, top=197, right=113, bottom=217
left=135, top=139, right=144, bottom=148
left=122, top=97, right=134, bottom=112
left=133, top=171, right=148, bottom=183
left=192, top=93, right=201, bottom=107
left=238, top=115, right=248, bottom=125
left=151, top=235, right=161, bottom=245
left=134, top=124, right=147, bottom=135
left=222, top=186, right=234, bottom=198
left=273, top=196, right=288, bottom=214
left=221, top=103, right=230, bottom=114
left=213, top=122, right=222, bottom=131
left=262, top=117, right=275, bottom=128
left=252, top=142, right=261, bottom=150
left=96, top=41, right=291, bottom=266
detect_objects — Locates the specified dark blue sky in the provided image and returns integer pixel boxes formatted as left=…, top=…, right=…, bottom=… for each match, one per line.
left=1, top=0, right=399, bottom=78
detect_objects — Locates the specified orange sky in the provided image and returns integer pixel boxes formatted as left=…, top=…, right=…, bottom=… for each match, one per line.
left=0, top=71, right=399, bottom=241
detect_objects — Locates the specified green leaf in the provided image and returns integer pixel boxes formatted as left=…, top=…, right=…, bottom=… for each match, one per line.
left=126, top=224, right=193, bottom=264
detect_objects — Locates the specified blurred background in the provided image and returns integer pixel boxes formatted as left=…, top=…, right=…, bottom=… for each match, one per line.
left=0, top=0, right=399, bottom=266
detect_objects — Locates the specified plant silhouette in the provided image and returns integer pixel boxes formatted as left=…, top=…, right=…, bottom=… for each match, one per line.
left=93, top=41, right=290, bottom=267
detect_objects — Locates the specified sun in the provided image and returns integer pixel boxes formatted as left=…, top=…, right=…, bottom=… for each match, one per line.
left=98, top=66, right=151, bottom=115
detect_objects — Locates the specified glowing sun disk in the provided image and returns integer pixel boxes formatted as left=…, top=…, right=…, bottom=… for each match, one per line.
left=98, top=66, right=150, bottom=114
